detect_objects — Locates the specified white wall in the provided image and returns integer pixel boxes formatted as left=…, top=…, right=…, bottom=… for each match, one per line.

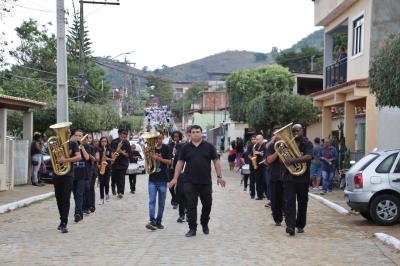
left=376, top=107, right=400, bottom=150
left=226, top=123, right=248, bottom=142
left=13, top=140, right=29, bottom=185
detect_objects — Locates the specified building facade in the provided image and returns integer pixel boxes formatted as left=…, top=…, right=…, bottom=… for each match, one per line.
left=311, top=0, right=400, bottom=153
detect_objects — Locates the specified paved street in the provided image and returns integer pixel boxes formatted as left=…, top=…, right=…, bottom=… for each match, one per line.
left=1, top=159, right=399, bottom=265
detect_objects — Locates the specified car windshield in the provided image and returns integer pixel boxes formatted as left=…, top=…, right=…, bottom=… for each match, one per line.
left=349, top=153, right=379, bottom=172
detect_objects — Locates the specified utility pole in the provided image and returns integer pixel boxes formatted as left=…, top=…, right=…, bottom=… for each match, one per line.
left=56, top=0, right=68, bottom=122
left=78, top=0, right=120, bottom=101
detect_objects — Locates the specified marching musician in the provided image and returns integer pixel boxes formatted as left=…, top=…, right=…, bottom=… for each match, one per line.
left=246, top=135, right=257, bottom=199
left=111, top=129, right=130, bottom=199
left=252, top=134, right=267, bottom=200
left=83, top=133, right=97, bottom=214
left=128, top=144, right=142, bottom=194
left=167, top=131, right=183, bottom=209
left=282, top=124, right=313, bottom=236
left=72, top=130, right=90, bottom=223
left=145, top=131, right=172, bottom=231
left=95, top=137, right=113, bottom=204
left=53, top=128, right=81, bottom=234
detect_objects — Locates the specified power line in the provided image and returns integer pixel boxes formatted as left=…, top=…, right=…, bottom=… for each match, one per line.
left=11, top=3, right=54, bottom=13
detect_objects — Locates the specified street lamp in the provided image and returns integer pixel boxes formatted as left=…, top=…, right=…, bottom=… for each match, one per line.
left=111, top=50, right=134, bottom=60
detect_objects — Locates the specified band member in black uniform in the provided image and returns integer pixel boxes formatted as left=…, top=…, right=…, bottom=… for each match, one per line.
left=96, top=137, right=113, bottom=204
left=282, top=124, right=313, bottom=236
left=128, top=143, right=142, bottom=194
left=83, top=133, right=97, bottom=214
left=72, top=130, right=90, bottom=223
left=246, top=135, right=257, bottom=198
left=252, top=134, right=266, bottom=200
left=111, top=129, right=130, bottom=199
left=168, top=131, right=183, bottom=208
left=169, top=125, right=226, bottom=237
left=53, top=129, right=80, bottom=233
left=265, top=125, right=285, bottom=226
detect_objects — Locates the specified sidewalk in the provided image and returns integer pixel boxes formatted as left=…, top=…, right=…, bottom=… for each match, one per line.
left=309, top=188, right=400, bottom=240
left=0, top=183, right=53, bottom=206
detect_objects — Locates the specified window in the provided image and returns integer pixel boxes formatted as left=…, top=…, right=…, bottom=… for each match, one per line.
left=394, top=158, right=400, bottom=173
left=376, top=153, right=398, bottom=173
left=352, top=15, right=364, bottom=56
left=351, top=153, right=378, bottom=172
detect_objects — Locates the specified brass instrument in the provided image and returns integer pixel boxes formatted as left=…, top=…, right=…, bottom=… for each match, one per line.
left=273, top=123, right=307, bottom=176
left=77, top=134, right=88, bottom=149
left=47, top=122, right=72, bottom=176
left=111, top=140, right=123, bottom=164
left=99, top=146, right=107, bottom=175
left=251, top=145, right=258, bottom=170
left=141, top=131, right=160, bottom=174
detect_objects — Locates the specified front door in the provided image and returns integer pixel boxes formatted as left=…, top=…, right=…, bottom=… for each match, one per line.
left=389, top=154, right=400, bottom=192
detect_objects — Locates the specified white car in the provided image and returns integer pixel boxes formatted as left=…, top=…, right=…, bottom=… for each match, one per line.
left=127, top=140, right=146, bottom=175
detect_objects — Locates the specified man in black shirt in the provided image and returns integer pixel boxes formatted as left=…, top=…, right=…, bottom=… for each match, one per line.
left=282, top=124, right=313, bottom=236
left=253, top=134, right=266, bottom=200
left=52, top=126, right=81, bottom=233
left=145, top=131, right=172, bottom=230
left=169, top=125, right=226, bottom=237
left=72, top=130, right=90, bottom=223
left=266, top=126, right=285, bottom=226
left=111, top=129, right=131, bottom=199
left=246, top=135, right=257, bottom=198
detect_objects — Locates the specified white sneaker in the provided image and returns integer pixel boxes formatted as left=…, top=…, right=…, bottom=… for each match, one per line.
left=105, top=195, right=110, bottom=202
left=98, top=199, right=104, bottom=205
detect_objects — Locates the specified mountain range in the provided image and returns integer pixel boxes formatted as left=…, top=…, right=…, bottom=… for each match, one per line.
left=96, top=29, right=324, bottom=86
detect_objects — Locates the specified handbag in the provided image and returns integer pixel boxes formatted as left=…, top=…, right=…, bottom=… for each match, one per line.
left=241, top=164, right=250, bottom=175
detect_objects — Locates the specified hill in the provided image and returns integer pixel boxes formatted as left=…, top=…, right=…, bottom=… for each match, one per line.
left=154, top=50, right=275, bottom=82
left=288, top=28, right=324, bottom=51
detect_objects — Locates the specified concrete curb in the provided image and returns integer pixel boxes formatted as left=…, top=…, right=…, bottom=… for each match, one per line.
left=308, top=192, right=350, bottom=215
left=374, top=233, right=400, bottom=251
left=0, top=192, right=55, bottom=214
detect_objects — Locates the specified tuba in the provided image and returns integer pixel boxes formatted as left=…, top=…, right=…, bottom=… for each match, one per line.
left=141, top=131, right=160, bottom=174
left=273, top=123, right=307, bottom=176
left=47, top=122, right=72, bottom=176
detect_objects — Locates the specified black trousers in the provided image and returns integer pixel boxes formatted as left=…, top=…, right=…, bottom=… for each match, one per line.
left=255, top=168, right=265, bottom=198
left=84, top=170, right=96, bottom=211
left=184, top=183, right=212, bottom=230
left=129, top=174, right=137, bottom=192
left=112, top=169, right=126, bottom=195
left=270, top=179, right=284, bottom=223
left=53, top=175, right=73, bottom=225
left=99, top=168, right=111, bottom=199
left=249, top=170, right=256, bottom=197
left=243, top=174, right=249, bottom=188
left=283, top=181, right=309, bottom=230
left=168, top=169, right=177, bottom=204
left=176, top=179, right=186, bottom=217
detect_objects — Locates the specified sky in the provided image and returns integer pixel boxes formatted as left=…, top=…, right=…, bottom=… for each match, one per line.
left=1, top=0, right=320, bottom=70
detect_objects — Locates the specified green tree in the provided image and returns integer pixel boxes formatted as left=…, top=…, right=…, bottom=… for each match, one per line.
left=276, top=46, right=323, bottom=74
left=147, top=76, right=173, bottom=106
left=226, top=64, right=319, bottom=133
left=370, top=33, right=400, bottom=108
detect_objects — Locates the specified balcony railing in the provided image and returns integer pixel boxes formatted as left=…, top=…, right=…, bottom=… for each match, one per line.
left=326, top=59, right=347, bottom=88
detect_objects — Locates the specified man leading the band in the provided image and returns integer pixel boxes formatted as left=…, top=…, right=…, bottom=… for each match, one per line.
left=282, top=124, right=313, bottom=236
left=169, top=125, right=226, bottom=237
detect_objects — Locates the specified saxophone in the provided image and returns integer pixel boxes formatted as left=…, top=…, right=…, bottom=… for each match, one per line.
left=251, top=145, right=258, bottom=170
left=99, top=146, right=107, bottom=175
left=111, top=140, right=123, bottom=164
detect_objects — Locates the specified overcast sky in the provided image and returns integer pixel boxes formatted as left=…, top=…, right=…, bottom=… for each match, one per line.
left=2, top=0, right=320, bottom=70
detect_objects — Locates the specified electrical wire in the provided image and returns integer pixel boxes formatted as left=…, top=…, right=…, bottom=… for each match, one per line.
left=11, top=3, right=54, bottom=13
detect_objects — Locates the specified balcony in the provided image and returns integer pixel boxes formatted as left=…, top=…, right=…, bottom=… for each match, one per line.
left=325, top=59, right=347, bottom=88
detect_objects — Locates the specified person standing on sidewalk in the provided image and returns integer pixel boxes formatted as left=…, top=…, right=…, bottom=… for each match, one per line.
left=31, top=132, right=45, bottom=186
left=53, top=129, right=81, bottom=233
left=111, top=129, right=130, bottom=199
left=283, top=124, right=313, bottom=236
left=145, top=131, right=172, bottom=230
left=169, top=125, right=226, bottom=237
left=310, top=137, right=323, bottom=190
left=319, top=139, right=337, bottom=194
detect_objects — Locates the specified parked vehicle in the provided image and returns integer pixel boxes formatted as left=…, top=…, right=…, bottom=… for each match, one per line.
left=39, top=153, right=54, bottom=183
left=344, top=149, right=400, bottom=225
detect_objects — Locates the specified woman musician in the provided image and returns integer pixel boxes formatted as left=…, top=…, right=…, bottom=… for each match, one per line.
left=95, top=137, right=113, bottom=204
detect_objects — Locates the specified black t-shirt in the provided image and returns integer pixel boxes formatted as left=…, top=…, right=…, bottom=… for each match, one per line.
left=98, top=146, right=112, bottom=170
left=53, top=141, right=79, bottom=178
left=129, top=150, right=142, bottom=163
left=168, top=142, right=183, bottom=169
left=111, top=138, right=131, bottom=171
left=149, top=144, right=172, bottom=182
left=74, top=145, right=90, bottom=180
left=284, top=137, right=313, bottom=183
left=31, top=141, right=42, bottom=156
left=266, top=141, right=286, bottom=182
left=253, top=142, right=266, bottom=170
left=179, top=141, right=218, bottom=185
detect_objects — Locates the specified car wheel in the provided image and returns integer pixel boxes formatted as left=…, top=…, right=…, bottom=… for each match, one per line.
left=359, top=211, right=372, bottom=221
left=370, top=194, right=400, bottom=226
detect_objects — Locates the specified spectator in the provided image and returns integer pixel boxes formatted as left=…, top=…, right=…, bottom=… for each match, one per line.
left=227, top=140, right=237, bottom=171
left=31, top=132, right=45, bottom=186
left=319, top=140, right=338, bottom=194
left=310, top=137, right=322, bottom=190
